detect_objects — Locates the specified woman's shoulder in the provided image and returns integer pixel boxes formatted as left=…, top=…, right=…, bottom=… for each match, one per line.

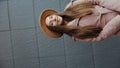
left=64, top=0, right=88, bottom=11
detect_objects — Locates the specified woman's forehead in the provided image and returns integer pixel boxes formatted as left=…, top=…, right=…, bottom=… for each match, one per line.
left=49, top=14, right=57, bottom=16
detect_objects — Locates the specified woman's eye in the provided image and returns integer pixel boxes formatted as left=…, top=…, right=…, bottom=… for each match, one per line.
left=49, top=22, right=53, bottom=25
left=49, top=16, right=53, bottom=19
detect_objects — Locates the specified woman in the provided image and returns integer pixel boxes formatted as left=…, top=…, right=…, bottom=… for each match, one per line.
left=39, top=1, right=120, bottom=41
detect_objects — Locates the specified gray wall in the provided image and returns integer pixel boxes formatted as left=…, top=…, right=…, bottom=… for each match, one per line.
left=0, top=0, right=120, bottom=68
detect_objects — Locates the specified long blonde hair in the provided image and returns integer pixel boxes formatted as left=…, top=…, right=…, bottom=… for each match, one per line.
left=58, top=2, right=94, bottom=19
left=48, top=1, right=102, bottom=39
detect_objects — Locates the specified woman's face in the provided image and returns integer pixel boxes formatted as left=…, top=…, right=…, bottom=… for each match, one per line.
left=45, top=14, right=63, bottom=26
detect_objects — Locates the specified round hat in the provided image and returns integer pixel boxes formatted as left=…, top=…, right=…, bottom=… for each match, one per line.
left=39, top=9, right=63, bottom=38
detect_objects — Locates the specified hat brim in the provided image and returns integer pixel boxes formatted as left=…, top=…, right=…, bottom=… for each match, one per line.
left=39, top=9, right=63, bottom=38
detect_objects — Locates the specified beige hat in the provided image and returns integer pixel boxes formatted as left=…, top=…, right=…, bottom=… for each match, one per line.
left=39, top=9, right=63, bottom=38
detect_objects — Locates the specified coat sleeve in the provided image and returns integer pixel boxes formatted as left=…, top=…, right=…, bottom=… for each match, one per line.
left=93, top=15, right=120, bottom=41
left=90, top=0, right=120, bottom=12
left=72, top=15, right=120, bottom=42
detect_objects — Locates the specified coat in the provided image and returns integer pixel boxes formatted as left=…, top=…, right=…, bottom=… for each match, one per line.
left=65, top=0, right=120, bottom=41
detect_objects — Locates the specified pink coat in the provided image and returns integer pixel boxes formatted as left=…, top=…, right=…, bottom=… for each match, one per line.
left=65, top=0, right=120, bottom=41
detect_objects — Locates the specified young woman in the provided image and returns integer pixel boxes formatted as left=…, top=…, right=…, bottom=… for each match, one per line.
left=39, top=0, right=120, bottom=41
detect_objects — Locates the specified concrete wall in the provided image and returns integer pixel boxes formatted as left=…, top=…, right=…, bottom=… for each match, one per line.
left=0, top=0, right=120, bottom=68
